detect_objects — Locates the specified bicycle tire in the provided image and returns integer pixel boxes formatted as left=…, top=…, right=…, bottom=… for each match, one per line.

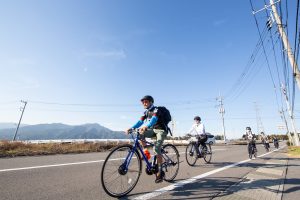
left=249, top=152, right=252, bottom=159
left=101, top=144, right=142, bottom=198
left=185, top=142, right=197, bottom=166
left=161, top=144, right=179, bottom=182
left=203, top=144, right=212, bottom=163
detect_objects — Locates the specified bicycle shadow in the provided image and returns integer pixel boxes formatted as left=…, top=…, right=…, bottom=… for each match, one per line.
left=146, top=176, right=300, bottom=200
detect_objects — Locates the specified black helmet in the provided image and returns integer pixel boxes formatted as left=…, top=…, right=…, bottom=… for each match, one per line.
left=140, top=95, right=154, bottom=103
left=194, top=116, right=201, bottom=121
left=246, top=127, right=251, bottom=130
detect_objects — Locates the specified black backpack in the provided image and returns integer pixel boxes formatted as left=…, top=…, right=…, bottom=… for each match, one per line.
left=156, top=106, right=172, bottom=135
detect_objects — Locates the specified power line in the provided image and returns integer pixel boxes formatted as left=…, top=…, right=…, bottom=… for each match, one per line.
left=250, top=0, right=277, bottom=89
left=0, top=101, right=19, bottom=105
left=263, top=0, right=286, bottom=123
left=29, top=100, right=140, bottom=107
left=224, top=26, right=269, bottom=100
left=28, top=98, right=216, bottom=108
left=279, top=0, right=291, bottom=97
left=291, top=0, right=300, bottom=114
left=227, top=36, right=279, bottom=103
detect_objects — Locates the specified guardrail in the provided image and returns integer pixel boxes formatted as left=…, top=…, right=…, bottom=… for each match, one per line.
left=24, top=139, right=132, bottom=145
left=22, top=139, right=223, bottom=146
left=23, top=139, right=189, bottom=145
left=21, top=139, right=261, bottom=146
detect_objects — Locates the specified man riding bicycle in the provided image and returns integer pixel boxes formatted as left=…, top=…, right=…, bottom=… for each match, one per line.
left=126, top=95, right=168, bottom=183
left=261, top=132, right=270, bottom=149
left=188, top=116, right=207, bottom=157
left=273, top=136, right=279, bottom=148
left=245, top=127, right=257, bottom=156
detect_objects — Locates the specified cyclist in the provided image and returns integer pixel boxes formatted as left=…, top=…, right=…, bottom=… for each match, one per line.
left=273, top=136, right=279, bottom=148
left=126, top=95, right=168, bottom=183
left=245, top=127, right=257, bottom=157
left=261, top=132, right=270, bottom=150
left=188, top=116, right=207, bottom=157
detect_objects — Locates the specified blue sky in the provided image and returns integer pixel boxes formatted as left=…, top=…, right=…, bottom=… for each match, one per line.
left=0, top=0, right=299, bottom=139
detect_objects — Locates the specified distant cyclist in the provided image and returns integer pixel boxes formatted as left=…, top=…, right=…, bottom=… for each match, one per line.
left=245, top=127, right=257, bottom=155
left=273, top=136, right=279, bottom=148
left=188, top=116, right=207, bottom=157
left=261, top=132, right=270, bottom=151
left=126, top=95, right=168, bottom=183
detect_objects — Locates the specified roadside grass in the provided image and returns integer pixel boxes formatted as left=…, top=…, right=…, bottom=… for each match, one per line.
left=0, top=140, right=120, bottom=158
left=287, top=146, right=300, bottom=157
left=0, top=139, right=255, bottom=158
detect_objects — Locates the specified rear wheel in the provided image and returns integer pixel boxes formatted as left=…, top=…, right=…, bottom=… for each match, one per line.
left=203, top=144, right=212, bottom=163
left=161, top=144, right=179, bottom=182
left=185, top=143, right=197, bottom=166
left=254, top=148, right=257, bottom=158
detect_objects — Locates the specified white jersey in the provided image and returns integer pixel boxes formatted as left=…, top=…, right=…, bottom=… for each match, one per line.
left=246, top=130, right=255, bottom=140
left=188, top=123, right=205, bottom=136
left=261, top=135, right=269, bottom=143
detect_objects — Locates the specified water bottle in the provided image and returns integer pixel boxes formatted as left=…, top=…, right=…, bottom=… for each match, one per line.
left=143, top=149, right=151, bottom=160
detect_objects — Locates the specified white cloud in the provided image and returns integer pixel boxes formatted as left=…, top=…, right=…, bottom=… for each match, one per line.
left=129, top=29, right=156, bottom=36
left=213, top=19, right=227, bottom=27
left=2, top=78, right=40, bottom=90
left=7, top=58, right=37, bottom=66
left=120, top=115, right=129, bottom=120
left=83, top=49, right=127, bottom=59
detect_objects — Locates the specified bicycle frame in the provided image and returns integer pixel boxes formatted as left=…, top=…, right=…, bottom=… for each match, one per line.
left=189, top=140, right=202, bottom=155
left=123, top=131, right=155, bottom=172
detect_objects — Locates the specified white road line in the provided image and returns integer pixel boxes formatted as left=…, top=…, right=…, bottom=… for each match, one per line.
left=0, top=160, right=105, bottom=172
left=133, top=146, right=285, bottom=200
left=0, top=148, right=226, bottom=173
left=213, top=148, right=226, bottom=151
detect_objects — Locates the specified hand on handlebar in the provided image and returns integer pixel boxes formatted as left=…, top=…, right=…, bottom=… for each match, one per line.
left=139, top=126, right=148, bottom=134
left=125, top=128, right=133, bottom=134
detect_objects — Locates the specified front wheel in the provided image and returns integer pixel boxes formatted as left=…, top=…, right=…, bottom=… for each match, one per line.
left=185, top=142, right=197, bottom=166
left=101, top=144, right=142, bottom=198
left=248, top=145, right=253, bottom=159
left=253, top=148, right=257, bottom=158
left=161, top=144, right=179, bottom=182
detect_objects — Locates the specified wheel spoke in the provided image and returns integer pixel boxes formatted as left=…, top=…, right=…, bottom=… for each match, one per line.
left=101, top=145, right=141, bottom=197
left=186, top=143, right=197, bottom=166
left=162, top=144, right=179, bottom=181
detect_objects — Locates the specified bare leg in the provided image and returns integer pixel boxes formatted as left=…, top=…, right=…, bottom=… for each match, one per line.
left=156, top=154, right=162, bottom=178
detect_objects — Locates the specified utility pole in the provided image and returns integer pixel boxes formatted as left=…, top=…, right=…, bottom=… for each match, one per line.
left=217, top=94, right=226, bottom=143
left=252, top=1, right=300, bottom=145
left=254, top=102, right=265, bottom=135
left=171, top=118, right=175, bottom=137
left=269, top=0, right=300, bottom=89
left=253, top=1, right=300, bottom=88
left=13, top=100, right=27, bottom=141
left=279, top=109, right=293, bottom=145
left=281, top=84, right=299, bottom=146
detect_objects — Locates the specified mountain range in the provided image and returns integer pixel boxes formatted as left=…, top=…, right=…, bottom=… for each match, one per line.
left=0, top=123, right=129, bottom=140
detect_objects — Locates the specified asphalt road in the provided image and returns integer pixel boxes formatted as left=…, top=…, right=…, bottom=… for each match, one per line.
left=0, top=143, right=284, bottom=200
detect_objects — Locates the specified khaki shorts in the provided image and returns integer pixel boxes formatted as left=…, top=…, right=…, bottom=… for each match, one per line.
left=140, top=128, right=167, bottom=155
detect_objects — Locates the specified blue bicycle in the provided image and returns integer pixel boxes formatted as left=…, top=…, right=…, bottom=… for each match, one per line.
left=101, top=129, right=180, bottom=197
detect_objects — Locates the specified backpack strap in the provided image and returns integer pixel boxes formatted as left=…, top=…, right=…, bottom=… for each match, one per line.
left=167, top=126, right=172, bottom=136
